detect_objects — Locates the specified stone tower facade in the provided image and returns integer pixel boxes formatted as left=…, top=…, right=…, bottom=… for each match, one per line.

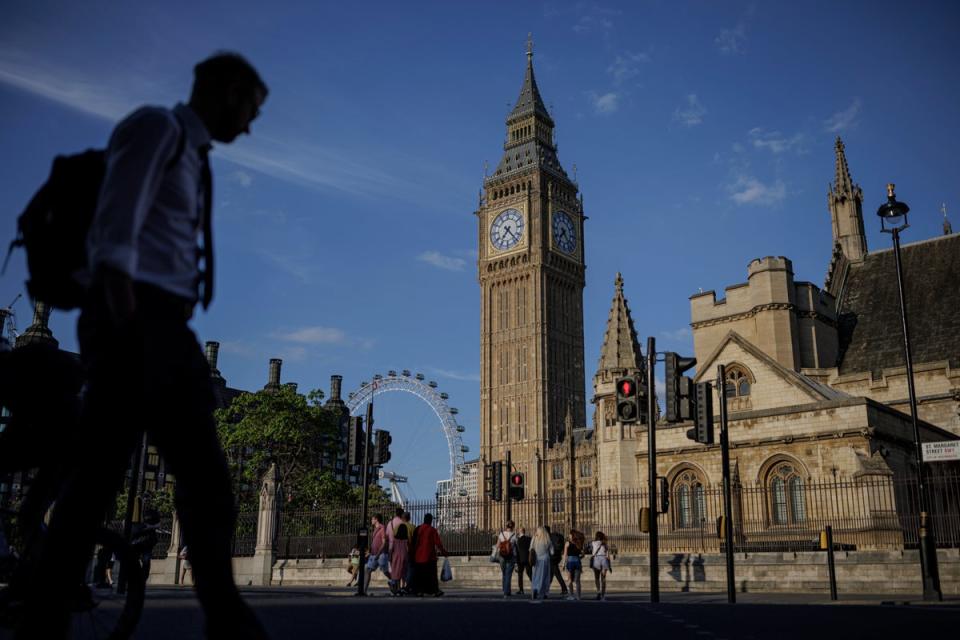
left=593, top=273, right=645, bottom=494
left=828, top=137, right=867, bottom=263
left=477, top=42, right=586, bottom=497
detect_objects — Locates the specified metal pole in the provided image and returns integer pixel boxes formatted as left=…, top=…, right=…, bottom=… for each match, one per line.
left=825, top=525, right=838, bottom=601
left=646, top=336, right=659, bottom=603
left=717, top=364, right=736, bottom=604
left=891, top=228, right=942, bottom=601
left=356, top=401, right=374, bottom=596
left=505, top=450, right=512, bottom=526
left=118, top=431, right=148, bottom=594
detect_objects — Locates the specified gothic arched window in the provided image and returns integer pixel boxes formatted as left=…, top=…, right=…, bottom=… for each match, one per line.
left=768, top=462, right=806, bottom=525
left=673, top=470, right=707, bottom=529
left=724, top=365, right=752, bottom=398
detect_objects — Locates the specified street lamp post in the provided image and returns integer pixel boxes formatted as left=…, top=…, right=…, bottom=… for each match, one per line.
left=876, top=183, right=942, bottom=601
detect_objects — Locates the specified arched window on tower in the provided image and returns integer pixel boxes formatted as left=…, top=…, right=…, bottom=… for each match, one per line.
left=767, top=462, right=806, bottom=526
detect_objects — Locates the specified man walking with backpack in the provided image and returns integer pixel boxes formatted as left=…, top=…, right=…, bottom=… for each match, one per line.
left=496, top=520, right=518, bottom=598
left=18, top=52, right=269, bottom=640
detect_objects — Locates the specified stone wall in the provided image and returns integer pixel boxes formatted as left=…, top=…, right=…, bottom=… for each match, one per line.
left=265, top=549, right=960, bottom=595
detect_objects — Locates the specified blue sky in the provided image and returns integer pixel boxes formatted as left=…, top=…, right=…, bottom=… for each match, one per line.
left=1, top=1, right=958, bottom=498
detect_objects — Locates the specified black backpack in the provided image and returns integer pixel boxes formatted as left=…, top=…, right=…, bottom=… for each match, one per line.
left=5, top=114, right=185, bottom=310
left=6, top=149, right=107, bottom=310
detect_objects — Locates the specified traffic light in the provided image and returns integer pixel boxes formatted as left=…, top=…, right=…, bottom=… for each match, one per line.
left=615, top=376, right=641, bottom=424
left=657, top=476, right=669, bottom=514
left=507, top=471, right=525, bottom=501
left=347, top=416, right=364, bottom=466
left=685, top=381, right=715, bottom=445
left=664, top=352, right=697, bottom=423
left=373, top=429, right=392, bottom=465
left=490, top=461, right=503, bottom=502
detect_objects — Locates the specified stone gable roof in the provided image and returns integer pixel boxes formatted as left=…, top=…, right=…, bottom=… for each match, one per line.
left=694, top=330, right=848, bottom=402
left=837, top=232, right=960, bottom=375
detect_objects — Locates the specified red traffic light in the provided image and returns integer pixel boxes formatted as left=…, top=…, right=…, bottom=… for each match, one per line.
left=510, top=473, right=523, bottom=486
left=618, top=380, right=633, bottom=395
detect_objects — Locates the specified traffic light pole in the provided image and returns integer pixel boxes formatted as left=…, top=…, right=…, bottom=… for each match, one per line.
left=646, top=336, right=659, bottom=604
left=505, top=449, right=512, bottom=525
left=717, top=364, right=736, bottom=604
left=356, top=401, right=374, bottom=596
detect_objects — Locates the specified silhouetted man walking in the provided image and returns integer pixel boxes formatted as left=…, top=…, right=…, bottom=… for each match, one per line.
left=19, top=52, right=268, bottom=640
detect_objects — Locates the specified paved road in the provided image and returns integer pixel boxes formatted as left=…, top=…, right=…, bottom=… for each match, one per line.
left=129, top=587, right=960, bottom=639
left=4, top=587, right=958, bottom=639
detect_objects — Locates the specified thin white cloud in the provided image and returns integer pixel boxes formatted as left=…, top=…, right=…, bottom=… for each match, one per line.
left=272, top=326, right=348, bottom=345
left=256, top=249, right=318, bottom=285
left=728, top=174, right=786, bottom=206
left=572, top=6, right=619, bottom=34
left=715, top=23, right=747, bottom=54
left=673, top=94, right=706, bottom=127
left=747, top=127, right=804, bottom=154
left=427, top=367, right=481, bottom=383
left=278, top=346, right=308, bottom=362
left=824, top=99, right=861, bottom=132
left=230, top=170, right=253, bottom=188
left=417, top=251, right=466, bottom=272
left=0, top=52, right=467, bottom=209
left=590, top=91, right=619, bottom=115
left=607, top=51, right=650, bottom=85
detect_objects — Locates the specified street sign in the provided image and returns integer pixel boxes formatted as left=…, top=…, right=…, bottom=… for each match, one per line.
left=922, top=441, right=960, bottom=462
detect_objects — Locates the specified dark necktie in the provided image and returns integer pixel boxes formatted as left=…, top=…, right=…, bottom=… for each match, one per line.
left=199, top=145, right=214, bottom=309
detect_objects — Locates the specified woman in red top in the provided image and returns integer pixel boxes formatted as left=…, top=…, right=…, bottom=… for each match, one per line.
left=410, top=513, right=447, bottom=596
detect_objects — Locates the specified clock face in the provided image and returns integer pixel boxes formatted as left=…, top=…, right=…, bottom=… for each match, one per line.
left=552, top=210, right=577, bottom=254
left=490, top=208, right=525, bottom=251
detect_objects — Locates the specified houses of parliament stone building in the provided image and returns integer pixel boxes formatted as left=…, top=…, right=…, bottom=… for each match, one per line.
left=477, top=45, right=959, bottom=532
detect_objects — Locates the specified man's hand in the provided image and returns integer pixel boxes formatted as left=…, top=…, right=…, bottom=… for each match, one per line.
left=97, top=266, right=136, bottom=327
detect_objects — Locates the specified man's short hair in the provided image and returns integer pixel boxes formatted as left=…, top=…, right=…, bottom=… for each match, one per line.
left=193, top=52, right=268, bottom=98
left=423, top=513, right=433, bottom=525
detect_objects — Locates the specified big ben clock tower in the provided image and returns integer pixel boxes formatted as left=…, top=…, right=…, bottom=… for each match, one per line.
left=477, top=39, right=586, bottom=501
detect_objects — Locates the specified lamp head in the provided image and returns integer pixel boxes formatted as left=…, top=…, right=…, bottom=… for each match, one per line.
left=877, top=183, right=910, bottom=233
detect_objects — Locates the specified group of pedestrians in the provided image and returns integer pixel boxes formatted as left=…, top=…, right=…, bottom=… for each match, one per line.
left=360, top=509, right=448, bottom=597
left=495, top=521, right=611, bottom=602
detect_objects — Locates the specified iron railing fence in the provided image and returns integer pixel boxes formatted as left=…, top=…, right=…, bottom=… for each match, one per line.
left=231, top=509, right=258, bottom=557
left=272, top=474, right=960, bottom=559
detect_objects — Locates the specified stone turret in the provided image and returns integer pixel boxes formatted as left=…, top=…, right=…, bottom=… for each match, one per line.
left=15, top=301, right=57, bottom=349
left=593, top=273, right=644, bottom=495
left=204, top=341, right=225, bottom=387
left=264, top=358, right=282, bottom=392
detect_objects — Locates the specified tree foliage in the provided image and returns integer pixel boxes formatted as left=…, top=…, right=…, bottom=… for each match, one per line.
left=215, top=385, right=344, bottom=509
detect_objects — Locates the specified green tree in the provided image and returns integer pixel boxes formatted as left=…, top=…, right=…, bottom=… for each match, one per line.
left=215, top=385, right=342, bottom=510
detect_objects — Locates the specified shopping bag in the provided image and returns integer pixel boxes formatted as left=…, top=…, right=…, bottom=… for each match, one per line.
left=440, top=557, right=453, bottom=582
left=489, top=545, right=500, bottom=563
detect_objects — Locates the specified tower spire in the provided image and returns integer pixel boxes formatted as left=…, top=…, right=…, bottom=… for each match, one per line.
left=597, top=273, right=643, bottom=373
left=942, top=202, right=954, bottom=236
left=827, top=137, right=867, bottom=262
left=833, top=137, right=854, bottom=196
left=488, top=39, right=568, bottom=181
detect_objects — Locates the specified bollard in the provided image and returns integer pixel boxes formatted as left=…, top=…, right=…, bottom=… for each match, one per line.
left=825, top=525, right=838, bottom=601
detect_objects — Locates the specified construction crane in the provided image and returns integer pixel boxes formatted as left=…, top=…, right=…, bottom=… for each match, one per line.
left=379, top=469, right=409, bottom=508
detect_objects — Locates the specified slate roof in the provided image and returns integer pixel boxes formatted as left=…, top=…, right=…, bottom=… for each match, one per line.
left=837, top=232, right=960, bottom=375
left=508, top=54, right=553, bottom=125
left=489, top=52, right=569, bottom=182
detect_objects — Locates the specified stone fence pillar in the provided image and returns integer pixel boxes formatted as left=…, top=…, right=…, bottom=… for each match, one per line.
left=251, top=464, right=279, bottom=585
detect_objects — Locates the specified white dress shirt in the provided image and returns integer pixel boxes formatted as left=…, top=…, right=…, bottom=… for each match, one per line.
left=87, top=103, right=212, bottom=301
